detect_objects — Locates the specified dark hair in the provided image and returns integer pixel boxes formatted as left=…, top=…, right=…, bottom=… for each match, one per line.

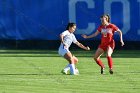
left=101, top=14, right=110, bottom=22
left=66, top=23, right=76, bottom=30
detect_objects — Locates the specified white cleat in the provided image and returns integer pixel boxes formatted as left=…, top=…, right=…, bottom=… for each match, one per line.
left=70, top=68, right=79, bottom=75
left=61, top=70, right=68, bottom=75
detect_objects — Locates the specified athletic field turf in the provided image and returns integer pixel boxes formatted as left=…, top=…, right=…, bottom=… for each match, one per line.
left=0, top=50, right=139, bottom=93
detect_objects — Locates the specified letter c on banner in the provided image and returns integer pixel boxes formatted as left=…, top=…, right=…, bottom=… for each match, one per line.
left=69, top=0, right=95, bottom=34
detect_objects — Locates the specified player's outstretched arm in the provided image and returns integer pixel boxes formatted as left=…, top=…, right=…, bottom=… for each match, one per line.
left=75, top=42, right=90, bottom=50
left=81, top=30, right=100, bottom=39
left=117, top=29, right=125, bottom=46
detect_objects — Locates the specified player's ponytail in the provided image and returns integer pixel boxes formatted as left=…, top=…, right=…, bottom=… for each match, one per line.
left=66, top=23, right=76, bottom=30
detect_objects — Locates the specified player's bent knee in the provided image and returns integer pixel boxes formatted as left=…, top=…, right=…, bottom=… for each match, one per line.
left=94, top=57, right=97, bottom=61
left=73, top=57, right=78, bottom=64
left=106, top=53, right=112, bottom=57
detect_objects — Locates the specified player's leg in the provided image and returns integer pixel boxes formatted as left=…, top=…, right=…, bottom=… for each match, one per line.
left=64, top=52, right=76, bottom=75
left=72, top=55, right=79, bottom=74
left=59, top=45, right=76, bottom=75
left=72, top=55, right=78, bottom=64
left=59, top=46, right=70, bottom=74
left=94, top=48, right=104, bottom=68
left=94, top=48, right=105, bottom=74
left=62, top=55, right=78, bottom=74
left=106, top=46, right=114, bottom=74
left=62, top=64, right=70, bottom=74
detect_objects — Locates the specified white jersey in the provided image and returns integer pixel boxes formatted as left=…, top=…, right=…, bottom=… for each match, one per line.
left=61, top=30, right=77, bottom=48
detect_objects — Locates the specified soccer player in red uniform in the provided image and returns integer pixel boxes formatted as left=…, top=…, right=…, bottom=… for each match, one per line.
left=82, top=14, right=124, bottom=74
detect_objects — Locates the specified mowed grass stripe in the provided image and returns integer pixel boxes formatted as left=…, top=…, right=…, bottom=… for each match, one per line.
left=0, top=50, right=139, bottom=93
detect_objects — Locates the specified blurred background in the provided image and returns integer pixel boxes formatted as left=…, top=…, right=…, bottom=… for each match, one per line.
left=0, top=0, right=140, bottom=50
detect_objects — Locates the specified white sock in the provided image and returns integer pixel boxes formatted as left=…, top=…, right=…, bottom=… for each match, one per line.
left=70, top=64, right=76, bottom=75
left=64, top=64, right=70, bottom=72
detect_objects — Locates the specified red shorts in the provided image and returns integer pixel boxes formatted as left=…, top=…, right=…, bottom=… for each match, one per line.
left=99, top=40, right=115, bottom=51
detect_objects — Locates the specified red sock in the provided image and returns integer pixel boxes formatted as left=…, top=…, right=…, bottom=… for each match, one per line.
left=96, top=59, right=104, bottom=68
left=107, top=56, right=113, bottom=69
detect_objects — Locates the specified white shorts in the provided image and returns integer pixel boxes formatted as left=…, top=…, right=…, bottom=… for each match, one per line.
left=58, top=44, right=70, bottom=56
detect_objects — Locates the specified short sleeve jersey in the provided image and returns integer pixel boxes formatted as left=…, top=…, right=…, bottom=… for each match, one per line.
left=97, top=23, right=119, bottom=46
left=61, top=30, right=78, bottom=48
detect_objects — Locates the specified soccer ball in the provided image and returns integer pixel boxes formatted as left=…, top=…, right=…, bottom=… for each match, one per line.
left=75, top=68, right=79, bottom=74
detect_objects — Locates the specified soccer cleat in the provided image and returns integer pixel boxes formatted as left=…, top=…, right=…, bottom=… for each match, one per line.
left=75, top=68, right=79, bottom=74
left=109, top=69, right=113, bottom=74
left=101, top=67, right=105, bottom=74
left=69, top=68, right=79, bottom=75
left=61, top=69, right=68, bottom=75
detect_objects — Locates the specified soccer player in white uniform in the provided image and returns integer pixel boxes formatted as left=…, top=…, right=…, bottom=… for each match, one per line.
left=58, top=23, right=90, bottom=75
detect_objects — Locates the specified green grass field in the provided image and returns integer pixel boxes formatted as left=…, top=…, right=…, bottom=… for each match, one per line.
left=0, top=49, right=139, bottom=93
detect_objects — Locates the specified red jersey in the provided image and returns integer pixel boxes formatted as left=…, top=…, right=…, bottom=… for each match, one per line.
left=97, top=23, right=118, bottom=46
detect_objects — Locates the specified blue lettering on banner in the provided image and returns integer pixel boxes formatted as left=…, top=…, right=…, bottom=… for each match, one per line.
left=0, top=0, right=139, bottom=41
